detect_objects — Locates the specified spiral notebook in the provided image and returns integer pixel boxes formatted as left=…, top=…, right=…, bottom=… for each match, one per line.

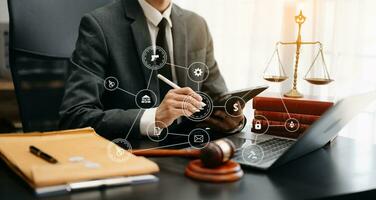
left=0, top=127, right=159, bottom=196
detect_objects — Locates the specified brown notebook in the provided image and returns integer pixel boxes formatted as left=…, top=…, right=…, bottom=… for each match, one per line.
left=0, top=127, right=159, bottom=188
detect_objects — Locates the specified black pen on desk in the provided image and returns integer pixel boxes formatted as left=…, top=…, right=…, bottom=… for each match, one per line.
left=29, top=145, right=58, bottom=164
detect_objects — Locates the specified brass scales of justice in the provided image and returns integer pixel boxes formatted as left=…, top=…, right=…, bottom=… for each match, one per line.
left=263, top=10, right=333, bottom=98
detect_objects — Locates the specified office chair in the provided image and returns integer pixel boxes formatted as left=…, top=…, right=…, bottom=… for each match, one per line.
left=7, top=0, right=113, bottom=132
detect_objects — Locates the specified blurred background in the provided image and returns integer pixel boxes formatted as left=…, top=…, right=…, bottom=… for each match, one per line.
left=1, top=0, right=376, bottom=143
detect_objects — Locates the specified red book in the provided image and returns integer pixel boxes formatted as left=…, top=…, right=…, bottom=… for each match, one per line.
left=253, top=96, right=334, bottom=116
left=254, top=110, right=320, bottom=124
left=251, top=119, right=310, bottom=134
left=251, top=130, right=303, bottom=139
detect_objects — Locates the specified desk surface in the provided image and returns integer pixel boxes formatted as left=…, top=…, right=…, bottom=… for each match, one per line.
left=1, top=136, right=376, bottom=200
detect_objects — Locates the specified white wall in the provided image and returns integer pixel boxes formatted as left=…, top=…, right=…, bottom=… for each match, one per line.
left=0, top=0, right=8, bottom=23
left=0, top=0, right=9, bottom=78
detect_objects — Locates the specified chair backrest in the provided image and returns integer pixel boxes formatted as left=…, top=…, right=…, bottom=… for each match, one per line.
left=8, top=0, right=113, bottom=132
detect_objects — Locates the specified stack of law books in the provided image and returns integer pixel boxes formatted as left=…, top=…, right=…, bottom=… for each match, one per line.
left=251, top=95, right=334, bottom=138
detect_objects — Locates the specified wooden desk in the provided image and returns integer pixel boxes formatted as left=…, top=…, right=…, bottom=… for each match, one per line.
left=0, top=135, right=376, bottom=200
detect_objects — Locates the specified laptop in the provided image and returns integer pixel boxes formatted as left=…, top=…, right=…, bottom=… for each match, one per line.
left=230, top=91, right=376, bottom=170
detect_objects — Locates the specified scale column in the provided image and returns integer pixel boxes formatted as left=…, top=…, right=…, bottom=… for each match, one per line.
left=284, top=10, right=305, bottom=98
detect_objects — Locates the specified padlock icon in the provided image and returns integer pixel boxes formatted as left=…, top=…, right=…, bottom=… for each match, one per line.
left=255, top=120, right=262, bottom=130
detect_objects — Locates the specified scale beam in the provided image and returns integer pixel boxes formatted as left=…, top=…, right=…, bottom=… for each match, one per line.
left=278, top=41, right=322, bottom=46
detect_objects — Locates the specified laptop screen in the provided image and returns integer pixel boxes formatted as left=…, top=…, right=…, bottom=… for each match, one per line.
left=273, top=91, right=376, bottom=167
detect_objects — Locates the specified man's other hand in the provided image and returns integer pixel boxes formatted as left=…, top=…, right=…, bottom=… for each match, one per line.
left=204, top=102, right=245, bottom=133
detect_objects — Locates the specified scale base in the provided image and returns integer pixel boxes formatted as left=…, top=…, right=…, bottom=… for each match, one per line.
left=284, top=88, right=303, bottom=98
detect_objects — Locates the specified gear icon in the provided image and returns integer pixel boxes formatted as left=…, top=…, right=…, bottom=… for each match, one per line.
left=193, top=68, right=203, bottom=77
left=188, top=62, right=209, bottom=83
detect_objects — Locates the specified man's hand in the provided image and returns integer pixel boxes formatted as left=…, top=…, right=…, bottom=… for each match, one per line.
left=156, top=87, right=204, bottom=128
left=204, top=102, right=245, bottom=133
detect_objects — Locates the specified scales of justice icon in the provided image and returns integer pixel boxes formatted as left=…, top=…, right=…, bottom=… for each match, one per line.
left=263, top=10, right=334, bottom=98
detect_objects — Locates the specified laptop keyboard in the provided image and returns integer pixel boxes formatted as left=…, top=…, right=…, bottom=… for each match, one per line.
left=233, top=138, right=295, bottom=165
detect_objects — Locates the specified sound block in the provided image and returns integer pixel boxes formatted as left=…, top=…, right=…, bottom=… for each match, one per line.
left=185, top=159, right=243, bottom=183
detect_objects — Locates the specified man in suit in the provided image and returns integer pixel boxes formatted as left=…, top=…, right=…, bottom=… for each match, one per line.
left=59, top=0, right=245, bottom=139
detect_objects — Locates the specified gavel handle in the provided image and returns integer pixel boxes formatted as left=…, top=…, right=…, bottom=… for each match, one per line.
left=131, top=149, right=201, bottom=158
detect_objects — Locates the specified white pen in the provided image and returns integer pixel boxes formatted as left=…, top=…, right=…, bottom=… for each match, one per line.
left=157, top=74, right=180, bottom=89
left=157, top=74, right=206, bottom=108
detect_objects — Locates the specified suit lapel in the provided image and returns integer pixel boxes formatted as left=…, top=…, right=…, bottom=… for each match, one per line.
left=122, top=1, right=190, bottom=102
left=122, top=0, right=159, bottom=103
left=171, top=5, right=188, bottom=87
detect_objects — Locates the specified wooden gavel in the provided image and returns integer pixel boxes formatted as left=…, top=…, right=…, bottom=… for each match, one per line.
left=132, top=138, right=236, bottom=168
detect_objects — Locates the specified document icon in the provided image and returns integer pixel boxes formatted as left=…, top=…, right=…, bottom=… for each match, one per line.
left=194, top=135, right=204, bottom=143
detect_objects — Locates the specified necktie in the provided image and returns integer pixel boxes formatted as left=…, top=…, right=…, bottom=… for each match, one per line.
left=156, top=18, right=173, bottom=100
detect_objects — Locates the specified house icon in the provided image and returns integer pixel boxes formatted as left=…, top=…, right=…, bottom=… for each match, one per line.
left=141, top=95, right=151, bottom=104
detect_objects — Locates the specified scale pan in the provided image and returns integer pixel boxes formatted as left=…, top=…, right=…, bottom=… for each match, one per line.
left=304, top=78, right=333, bottom=85
left=264, top=75, right=288, bottom=82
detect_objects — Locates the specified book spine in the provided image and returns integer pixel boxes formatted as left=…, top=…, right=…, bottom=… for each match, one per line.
left=251, top=119, right=309, bottom=134
left=250, top=129, right=303, bottom=139
left=253, top=97, right=333, bottom=115
left=254, top=110, right=320, bottom=124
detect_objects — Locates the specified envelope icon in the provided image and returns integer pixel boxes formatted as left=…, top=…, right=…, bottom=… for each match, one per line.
left=194, top=135, right=204, bottom=143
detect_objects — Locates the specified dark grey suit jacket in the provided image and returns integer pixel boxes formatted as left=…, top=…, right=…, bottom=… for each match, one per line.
left=59, top=0, right=228, bottom=139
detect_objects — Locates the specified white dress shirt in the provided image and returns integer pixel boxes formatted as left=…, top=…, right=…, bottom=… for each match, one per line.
left=138, top=0, right=178, bottom=135
left=137, top=0, right=245, bottom=135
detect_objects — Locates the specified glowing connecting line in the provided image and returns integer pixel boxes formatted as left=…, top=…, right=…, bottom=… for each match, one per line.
left=242, top=79, right=304, bottom=165
left=71, top=46, right=252, bottom=161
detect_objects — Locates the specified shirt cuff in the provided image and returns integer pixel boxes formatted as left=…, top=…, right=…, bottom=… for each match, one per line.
left=139, top=108, right=163, bottom=136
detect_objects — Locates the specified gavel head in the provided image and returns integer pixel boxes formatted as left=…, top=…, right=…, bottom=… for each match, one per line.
left=200, top=138, right=236, bottom=168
